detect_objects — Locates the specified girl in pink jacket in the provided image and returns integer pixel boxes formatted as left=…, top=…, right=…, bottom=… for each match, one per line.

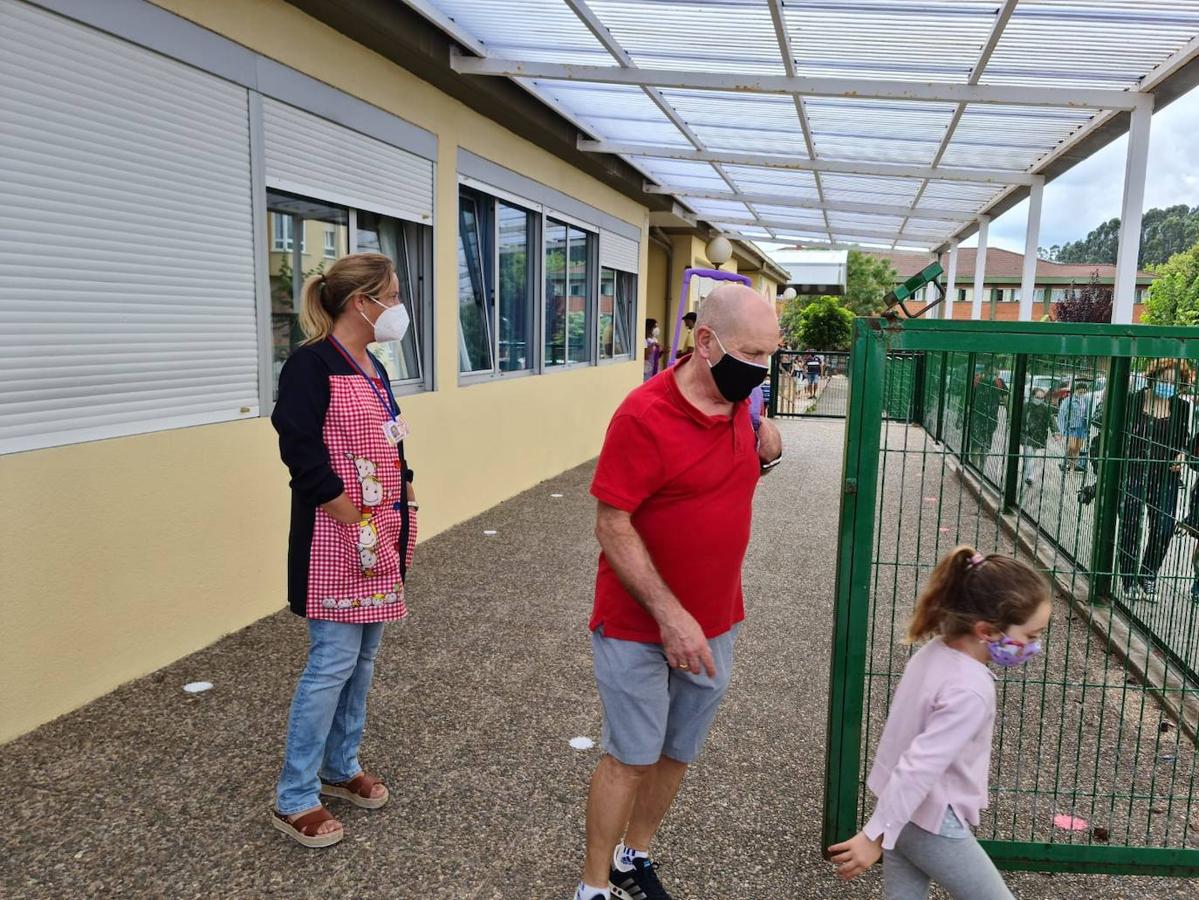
left=829, top=545, right=1052, bottom=899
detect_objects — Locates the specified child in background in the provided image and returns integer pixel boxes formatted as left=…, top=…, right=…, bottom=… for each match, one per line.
left=828, top=546, right=1052, bottom=899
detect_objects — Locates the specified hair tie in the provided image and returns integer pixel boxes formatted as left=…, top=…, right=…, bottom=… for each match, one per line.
left=967, top=553, right=986, bottom=569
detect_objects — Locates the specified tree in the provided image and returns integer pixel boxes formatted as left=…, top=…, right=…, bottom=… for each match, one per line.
left=1050, top=273, right=1112, bottom=323
left=795, top=296, right=854, bottom=350
left=1042, top=205, right=1199, bottom=269
left=795, top=247, right=896, bottom=316
left=779, top=295, right=806, bottom=347
left=1142, top=242, right=1199, bottom=325
left=842, top=249, right=897, bottom=316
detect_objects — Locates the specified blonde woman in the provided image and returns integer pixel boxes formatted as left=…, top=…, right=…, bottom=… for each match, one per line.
left=269, top=253, right=418, bottom=847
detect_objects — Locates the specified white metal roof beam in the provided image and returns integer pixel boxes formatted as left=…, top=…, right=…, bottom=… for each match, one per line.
left=642, top=185, right=974, bottom=223
left=721, top=231, right=934, bottom=252
left=767, top=0, right=832, bottom=244
left=709, top=218, right=920, bottom=243
left=451, top=54, right=1151, bottom=110
left=561, top=0, right=778, bottom=240
left=894, top=0, right=1018, bottom=248
left=580, top=140, right=1037, bottom=185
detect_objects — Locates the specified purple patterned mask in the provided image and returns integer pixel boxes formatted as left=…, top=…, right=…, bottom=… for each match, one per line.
left=987, top=634, right=1042, bottom=667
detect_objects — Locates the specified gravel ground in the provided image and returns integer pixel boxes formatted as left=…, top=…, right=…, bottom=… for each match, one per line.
left=2, top=419, right=1197, bottom=898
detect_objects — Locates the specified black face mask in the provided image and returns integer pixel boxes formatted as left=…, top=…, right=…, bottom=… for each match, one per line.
left=708, top=331, right=768, bottom=402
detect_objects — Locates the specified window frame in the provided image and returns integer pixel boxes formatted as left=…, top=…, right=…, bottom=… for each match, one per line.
left=259, top=187, right=435, bottom=405
left=542, top=215, right=599, bottom=372
left=457, top=184, right=547, bottom=385
left=598, top=266, right=638, bottom=365
left=455, top=179, right=615, bottom=385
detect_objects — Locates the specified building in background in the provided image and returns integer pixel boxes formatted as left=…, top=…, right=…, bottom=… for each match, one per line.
left=862, top=248, right=1154, bottom=322
left=772, top=249, right=849, bottom=297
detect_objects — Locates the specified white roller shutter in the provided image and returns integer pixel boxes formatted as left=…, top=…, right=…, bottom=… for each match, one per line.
left=601, top=229, right=640, bottom=274
left=262, top=98, right=434, bottom=224
left=0, top=0, right=259, bottom=454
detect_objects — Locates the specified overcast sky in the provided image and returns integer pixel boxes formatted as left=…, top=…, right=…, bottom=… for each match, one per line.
left=756, top=85, right=1198, bottom=258
left=966, top=85, right=1199, bottom=252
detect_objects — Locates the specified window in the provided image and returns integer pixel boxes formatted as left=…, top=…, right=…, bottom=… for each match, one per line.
left=356, top=209, right=432, bottom=386
left=600, top=268, right=636, bottom=360
left=498, top=202, right=536, bottom=372
left=270, top=211, right=306, bottom=253
left=268, top=191, right=348, bottom=395
left=457, top=187, right=538, bottom=376
left=267, top=189, right=432, bottom=398
left=545, top=220, right=595, bottom=367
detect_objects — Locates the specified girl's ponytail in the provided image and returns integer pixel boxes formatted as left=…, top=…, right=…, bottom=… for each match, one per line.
left=907, top=545, right=978, bottom=643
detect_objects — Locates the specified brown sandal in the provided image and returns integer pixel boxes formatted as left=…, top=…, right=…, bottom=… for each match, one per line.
left=320, top=772, right=390, bottom=809
left=270, top=805, right=344, bottom=848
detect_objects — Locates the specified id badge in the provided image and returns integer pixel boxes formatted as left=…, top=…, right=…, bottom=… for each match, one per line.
left=382, top=415, right=410, bottom=444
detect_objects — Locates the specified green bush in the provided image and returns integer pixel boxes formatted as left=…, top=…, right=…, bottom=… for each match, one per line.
left=795, top=296, right=854, bottom=350
left=1142, top=242, right=1199, bottom=326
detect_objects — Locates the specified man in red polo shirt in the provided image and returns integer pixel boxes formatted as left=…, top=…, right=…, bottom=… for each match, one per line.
left=572, top=285, right=782, bottom=900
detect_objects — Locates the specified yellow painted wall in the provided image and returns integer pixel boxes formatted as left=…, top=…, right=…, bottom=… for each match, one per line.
left=0, top=0, right=649, bottom=742
left=646, top=239, right=668, bottom=338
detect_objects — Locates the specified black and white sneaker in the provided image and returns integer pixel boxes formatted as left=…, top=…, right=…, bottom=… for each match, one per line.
left=609, top=858, right=672, bottom=900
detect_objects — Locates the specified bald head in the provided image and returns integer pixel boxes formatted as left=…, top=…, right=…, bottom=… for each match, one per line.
left=694, top=284, right=780, bottom=364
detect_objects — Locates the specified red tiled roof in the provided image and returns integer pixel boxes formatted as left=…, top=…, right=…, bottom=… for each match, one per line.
left=859, top=247, right=1153, bottom=282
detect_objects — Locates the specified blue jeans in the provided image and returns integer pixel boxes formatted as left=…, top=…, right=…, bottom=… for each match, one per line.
left=276, top=619, right=385, bottom=815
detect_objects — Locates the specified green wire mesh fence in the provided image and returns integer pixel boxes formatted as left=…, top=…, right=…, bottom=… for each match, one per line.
left=825, top=318, right=1199, bottom=876
left=770, top=350, right=851, bottom=418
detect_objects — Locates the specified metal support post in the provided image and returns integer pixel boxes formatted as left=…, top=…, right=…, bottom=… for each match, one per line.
left=768, top=353, right=780, bottom=418
left=972, top=218, right=989, bottom=320
left=912, top=353, right=927, bottom=425
left=935, top=351, right=948, bottom=443
left=1089, top=356, right=1131, bottom=602
left=944, top=241, right=958, bottom=321
left=1003, top=354, right=1029, bottom=510
left=1020, top=178, right=1044, bottom=321
left=1113, top=102, right=1154, bottom=324
left=964, top=352, right=978, bottom=466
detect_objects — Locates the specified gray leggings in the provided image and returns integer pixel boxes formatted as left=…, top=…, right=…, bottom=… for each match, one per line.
left=884, top=809, right=1014, bottom=900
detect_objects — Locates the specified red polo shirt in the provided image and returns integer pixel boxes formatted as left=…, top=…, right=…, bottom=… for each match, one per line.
left=590, top=358, right=761, bottom=642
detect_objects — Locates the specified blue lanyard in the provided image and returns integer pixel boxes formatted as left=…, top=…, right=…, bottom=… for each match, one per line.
left=329, top=336, right=397, bottom=420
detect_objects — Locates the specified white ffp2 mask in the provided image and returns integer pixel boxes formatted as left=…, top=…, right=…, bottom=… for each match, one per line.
left=363, top=299, right=411, bottom=343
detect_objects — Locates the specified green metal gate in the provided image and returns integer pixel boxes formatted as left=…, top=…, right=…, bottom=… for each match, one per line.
left=824, top=317, right=1199, bottom=877
left=769, top=349, right=919, bottom=420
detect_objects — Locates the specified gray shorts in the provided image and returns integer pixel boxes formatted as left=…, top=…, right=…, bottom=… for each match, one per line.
left=591, top=625, right=738, bottom=766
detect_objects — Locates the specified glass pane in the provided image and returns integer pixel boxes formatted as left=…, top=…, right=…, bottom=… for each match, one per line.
left=599, top=268, right=616, bottom=360
left=544, top=220, right=568, bottom=367
left=357, top=210, right=424, bottom=383
left=457, top=194, right=493, bottom=373
left=615, top=272, right=636, bottom=358
left=267, top=190, right=348, bottom=398
left=567, top=227, right=591, bottom=364
left=498, top=203, right=534, bottom=373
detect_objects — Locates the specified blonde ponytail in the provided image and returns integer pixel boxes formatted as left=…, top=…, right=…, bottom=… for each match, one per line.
left=906, top=544, right=1051, bottom=643
left=298, top=252, right=396, bottom=344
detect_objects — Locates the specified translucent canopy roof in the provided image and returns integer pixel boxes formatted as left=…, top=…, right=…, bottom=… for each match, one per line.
left=406, top=0, right=1199, bottom=252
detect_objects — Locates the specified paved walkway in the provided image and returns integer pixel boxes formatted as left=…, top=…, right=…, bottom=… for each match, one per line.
left=2, top=420, right=1196, bottom=898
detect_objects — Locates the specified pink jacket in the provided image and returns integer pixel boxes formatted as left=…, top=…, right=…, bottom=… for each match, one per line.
left=863, top=637, right=997, bottom=849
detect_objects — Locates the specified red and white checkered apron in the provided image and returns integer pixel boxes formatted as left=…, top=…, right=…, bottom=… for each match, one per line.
left=306, top=374, right=417, bottom=623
